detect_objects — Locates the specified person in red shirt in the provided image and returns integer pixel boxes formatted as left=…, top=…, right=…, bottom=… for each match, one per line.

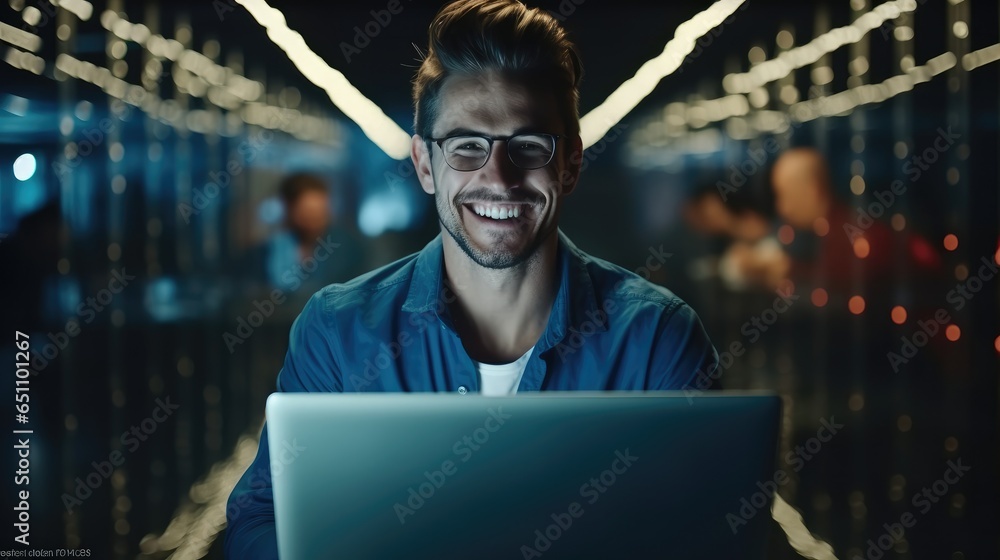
left=730, top=147, right=941, bottom=298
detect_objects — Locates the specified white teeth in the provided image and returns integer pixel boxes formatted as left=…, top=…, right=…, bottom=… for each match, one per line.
left=470, top=204, right=523, bottom=220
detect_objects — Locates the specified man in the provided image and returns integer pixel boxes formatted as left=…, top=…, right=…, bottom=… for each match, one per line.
left=732, top=147, right=941, bottom=294
left=225, top=1, right=719, bottom=557
left=262, top=172, right=364, bottom=293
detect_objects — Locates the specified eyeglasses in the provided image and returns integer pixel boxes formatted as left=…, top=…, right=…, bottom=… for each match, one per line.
left=425, top=133, right=561, bottom=172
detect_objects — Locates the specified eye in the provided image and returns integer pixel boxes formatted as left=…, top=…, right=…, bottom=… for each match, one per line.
left=515, top=141, right=547, bottom=152
left=446, top=137, right=489, bottom=155
left=511, top=135, right=553, bottom=155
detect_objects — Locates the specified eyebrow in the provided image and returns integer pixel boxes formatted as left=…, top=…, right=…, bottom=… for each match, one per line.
left=439, top=125, right=548, bottom=137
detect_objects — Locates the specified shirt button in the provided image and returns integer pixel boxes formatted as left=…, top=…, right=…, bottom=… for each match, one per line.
left=458, top=386, right=468, bottom=394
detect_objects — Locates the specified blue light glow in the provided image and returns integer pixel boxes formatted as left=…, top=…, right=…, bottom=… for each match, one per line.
left=13, top=153, right=36, bottom=181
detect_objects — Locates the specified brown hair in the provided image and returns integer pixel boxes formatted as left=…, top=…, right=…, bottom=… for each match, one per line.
left=278, top=172, right=328, bottom=207
left=411, top=0, right=583, bottom=140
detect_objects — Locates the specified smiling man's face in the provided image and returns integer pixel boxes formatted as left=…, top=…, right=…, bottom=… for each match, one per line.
left=413, top=71, right=580, bottom=270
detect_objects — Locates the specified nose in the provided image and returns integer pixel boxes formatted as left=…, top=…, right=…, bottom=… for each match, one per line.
left=476, top=141, right=521, bottom=191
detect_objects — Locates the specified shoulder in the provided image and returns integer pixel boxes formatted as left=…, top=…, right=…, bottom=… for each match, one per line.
left=568, top=244, right=719, bottom=390
left=573, top=245, right=688, bottom=319
left=308, top=250, right=420, bottom=320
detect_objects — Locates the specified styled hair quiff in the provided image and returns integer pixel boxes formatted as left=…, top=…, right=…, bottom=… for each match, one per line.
left=411, top=0, right=583, bottom=140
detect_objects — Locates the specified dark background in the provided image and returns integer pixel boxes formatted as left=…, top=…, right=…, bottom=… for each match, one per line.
left=1, top=0, right=998, bottom=558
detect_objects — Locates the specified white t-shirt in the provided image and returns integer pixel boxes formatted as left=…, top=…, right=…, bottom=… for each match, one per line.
left=473, top=346, right=534, bottom=396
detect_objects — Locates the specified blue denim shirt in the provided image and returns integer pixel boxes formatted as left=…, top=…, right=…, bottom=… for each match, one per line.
left=224, top=230, right=720, bottom=559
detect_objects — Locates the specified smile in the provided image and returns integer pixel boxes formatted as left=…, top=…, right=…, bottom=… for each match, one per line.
left=467, top=203, right=526, bottom=221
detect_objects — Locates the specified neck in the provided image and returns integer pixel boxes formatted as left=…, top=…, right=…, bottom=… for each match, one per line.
left=441, top=231, right=559, bottom=364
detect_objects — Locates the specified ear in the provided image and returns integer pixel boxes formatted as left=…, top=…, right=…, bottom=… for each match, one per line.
left=411, top=135, right=435, bottom=195
left=560, top=134, right=584, bottom=197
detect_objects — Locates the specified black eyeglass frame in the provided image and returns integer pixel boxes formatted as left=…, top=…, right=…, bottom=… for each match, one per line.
left=424, top=133, right=562, bottom=171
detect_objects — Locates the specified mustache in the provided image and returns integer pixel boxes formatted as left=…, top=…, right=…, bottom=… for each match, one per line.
left=455, top=189, right=542, bottom=205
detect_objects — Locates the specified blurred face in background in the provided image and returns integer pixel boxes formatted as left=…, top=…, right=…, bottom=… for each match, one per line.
left=414, top=71, right=581, bottom=270
left=287, top=188, right=331, bottom=243
left=771, top=150, right=830, bottom=230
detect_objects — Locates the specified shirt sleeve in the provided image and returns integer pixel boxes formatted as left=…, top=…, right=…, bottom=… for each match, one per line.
left=224, top=290, right=342, bottom=559
left=650, top=302, right=722, bottom=392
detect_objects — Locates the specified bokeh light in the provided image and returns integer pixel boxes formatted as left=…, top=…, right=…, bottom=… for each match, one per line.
left=811, top=288, right=828, bottom=307
left=849, top=296, right=866, bottom=315
left=946, top=325, right=961, bottom=342
left=891, top=306, right=907, bottom=324
left=891, top=213, right=906, bottom=231
left=853, top=237, right=870, bottom=259
left=943, top=234, right=958, bottom=251
left=13, top=153, right=36, bottom=181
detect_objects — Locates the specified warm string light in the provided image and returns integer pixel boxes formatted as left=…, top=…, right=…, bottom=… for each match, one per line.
left=723, top=0, right=918, bottom=94
left=635, top=49, right=972, bottom=147
left=234, top=0, right=412, bottom=159
left=0, top=21, right=42, bottom=52
left=3, top=46, right=45, bottom=74
left=789, top=52, right=956, bottom=122
left=100, top=11, right=263, bottom=105
left=578, top=0, right=748, bottom=148
left=963, top=43, right=1000, bottom=71
left=0, top=5, right=343, bottom=143
left=52, top=53, right=338, bottom=143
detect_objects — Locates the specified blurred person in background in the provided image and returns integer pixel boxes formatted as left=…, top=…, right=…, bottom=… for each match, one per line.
left=728, top=147, right=941, bottom=297
left=683, top=182, right=780, bottom=292
left=230, top=172, right=365, bottom=335
left=260, top=172, right=365, bottom=296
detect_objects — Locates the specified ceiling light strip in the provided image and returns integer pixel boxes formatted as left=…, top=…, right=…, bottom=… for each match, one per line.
left=579, top=0, right=748, bottom=149
left=722, top=0, right=918, bottom=94
left=235, top=0, right=411, bottom=159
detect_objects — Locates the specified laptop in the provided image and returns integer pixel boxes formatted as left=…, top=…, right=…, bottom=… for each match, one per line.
left=266, top=392, right=782, bottom=559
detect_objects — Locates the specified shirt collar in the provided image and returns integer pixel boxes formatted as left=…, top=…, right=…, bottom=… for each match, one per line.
left=401, top=229, right=606, bottom=350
